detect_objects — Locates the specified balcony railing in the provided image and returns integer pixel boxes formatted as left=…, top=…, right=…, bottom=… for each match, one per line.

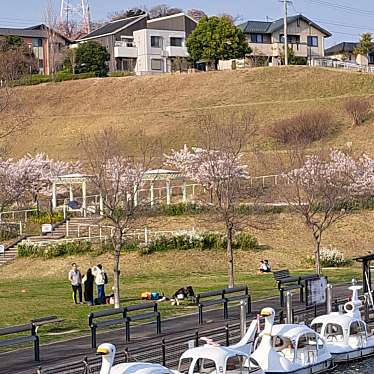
left=114, top=42, right=138, bottom=58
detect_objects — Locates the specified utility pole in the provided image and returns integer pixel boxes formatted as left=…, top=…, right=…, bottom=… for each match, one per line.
left=281, top=0, right=291, bottom=65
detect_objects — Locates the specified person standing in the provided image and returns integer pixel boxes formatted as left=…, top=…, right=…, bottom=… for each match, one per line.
left=82, top=268, right=95, bottom=306
left=93, top=264, right=106, bottom=304
left=68, top=263, right=82, bottom=304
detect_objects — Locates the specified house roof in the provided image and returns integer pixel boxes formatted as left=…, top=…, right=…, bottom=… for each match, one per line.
left=239, top=14, right=331, bottom=37
left=79, top=15, right=147, bottom=40
left=25, top=24, right=71, bottom=43
left=147, top=12, right=197, bottom=24
left=325, top=42, right=374, bottom=55
left=0, top=27, right=47, bottom=39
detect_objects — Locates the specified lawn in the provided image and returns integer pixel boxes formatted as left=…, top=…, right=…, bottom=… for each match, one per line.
left=0, top=251, right=361, bottom=345
left=4, top=66, right=374, bottom=160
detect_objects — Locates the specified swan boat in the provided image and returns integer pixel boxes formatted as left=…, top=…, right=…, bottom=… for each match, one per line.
left=97, top=343, right=175, bottom=374
left=175, top=320, right=263, bottom=374
left=250, top=308, right=333, bottom=373
left=311, top=283, right=374, bottom=363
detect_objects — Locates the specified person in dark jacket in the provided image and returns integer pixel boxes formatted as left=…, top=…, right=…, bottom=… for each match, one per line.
left=82, top=268, right=95, bottom=306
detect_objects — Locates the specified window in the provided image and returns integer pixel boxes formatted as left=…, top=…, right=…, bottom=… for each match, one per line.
left=250, top=34, right=264, bottom=43
left=170, top=37, right=183, bottom=47
left=151, top=36, right=163, bottom=48
left=311, top=323, right=323, bottom=334
left=325, top=323, right=344, bottom=342
left=178, top=358, right=193, bottom=374
left=350, top=321, right=366, bottom=336
left=32, top=38, right=43, bottom=47
left=307, top=36, right=318, bottom=47
left=280, top=34, right=300, bottom=44
left=151, top=59, right=162, bottom=71
left=192, top=359, right=216, bottom=374
left=226, top=355, right=248, bottom=374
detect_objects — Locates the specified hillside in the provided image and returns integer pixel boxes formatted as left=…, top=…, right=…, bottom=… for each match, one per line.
left=5, top=66, right=374, bottom=161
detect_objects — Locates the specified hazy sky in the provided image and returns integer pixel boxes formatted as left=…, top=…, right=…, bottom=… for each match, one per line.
left=2, top=0, right=374, bottom=46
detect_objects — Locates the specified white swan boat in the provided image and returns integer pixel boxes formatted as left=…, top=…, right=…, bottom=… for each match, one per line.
left=311, top=283, right=374, bottom=362
left=251, top=308, right=333, bottom=373
left=175, top=320, right=263, bottom=374
left=97, top=343, right=175, bottom=374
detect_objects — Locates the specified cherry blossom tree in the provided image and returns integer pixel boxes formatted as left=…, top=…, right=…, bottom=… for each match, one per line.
left=282, top=149, right=374, bottom=274
left=165, top=112, right=254, bottom=288
left=16, top=153, right=80, bottom=211
left=83, top=128, right=156, bottom=308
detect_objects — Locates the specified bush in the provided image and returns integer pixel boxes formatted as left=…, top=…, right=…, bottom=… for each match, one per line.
left=159, top=203, right=204, bottom=216
left=306, top=246, right=352, bottom=268
left=108, top=71, right=134, bottom=77
left=17, top=241, right=94, bottom=258
left=268, top=110, right=335, bottom=145
left=28, top=211, right=64, bottom=225
left=140, top=231, right=260, bottom=255
left=343, top=98, right=371, bottom=126
left=13, top=72, right=96, bottom=86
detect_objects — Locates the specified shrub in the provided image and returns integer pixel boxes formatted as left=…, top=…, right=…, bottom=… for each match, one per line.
left=17, top=241, right=94, bottom=258
left=159, top=203, right=204, bottom=216
left=140, top=231, right=260, bottom=255
left=108, top=71, right=134, bottom=77
left=268, top=110, right=335, bottom=145
left=343, top=98, right=371, bottom=126
left=28, top=211, right=64, bottom=225
left=306, top=246, right=352, bottom=268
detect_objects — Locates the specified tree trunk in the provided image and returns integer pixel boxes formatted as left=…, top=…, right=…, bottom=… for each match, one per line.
left=313, top=232, right=322, bottom=276
left=226, top=224, right=234, bottom=288
left=113, top=238, right=122, bottom=308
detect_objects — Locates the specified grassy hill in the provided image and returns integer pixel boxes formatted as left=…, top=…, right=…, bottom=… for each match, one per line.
left=6, top=66, right=374, bottom=161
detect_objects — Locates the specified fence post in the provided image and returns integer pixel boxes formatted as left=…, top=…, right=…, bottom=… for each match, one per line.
left=326, top=284, right=333, bottom=314
left=240, top=300, right=247, bottom=338
left=66, top=220, right=69, bottom=237
left=225, top=323, right=230, bottom=346
left=144, top=227, right=148, bottom=245
left=161, top=338, right=166, bottom=366
left=286, top=291, right=293, bottom=323
left=195, top=330, right=199, bottom=347
left=88, top=226, right=91, bottom=240
left=19, top=221, right=23, bottom=236
left=99, top=227, right=102, bottom=241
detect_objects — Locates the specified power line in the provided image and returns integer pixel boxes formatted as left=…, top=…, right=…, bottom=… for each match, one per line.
left=305, top=0, right=374, bottom=17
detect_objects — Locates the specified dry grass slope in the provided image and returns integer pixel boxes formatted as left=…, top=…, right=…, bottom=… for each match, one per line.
left=4, top=66, right=374, bottom=160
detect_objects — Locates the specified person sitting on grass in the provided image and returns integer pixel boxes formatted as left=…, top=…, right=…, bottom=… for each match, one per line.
left=259, top=260, right=271, bottom=273
left=68, top=263, right=82, bottom=304
left=82, top=268, right=95, bottom=306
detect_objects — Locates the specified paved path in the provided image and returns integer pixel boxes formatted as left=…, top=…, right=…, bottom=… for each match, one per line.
left=0, top=284, right=352, bottom=374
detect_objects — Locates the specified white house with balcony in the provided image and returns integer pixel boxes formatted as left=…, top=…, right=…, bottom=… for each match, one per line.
left=78, top=13, right=197, bottom=75
left=238, top=14, right=331, bottom=65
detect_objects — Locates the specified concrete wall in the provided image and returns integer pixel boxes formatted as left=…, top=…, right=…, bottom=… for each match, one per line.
left=134, top=28, right=187, bottom=75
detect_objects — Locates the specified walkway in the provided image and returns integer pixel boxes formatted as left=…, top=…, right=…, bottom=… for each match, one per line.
left=0, top=283, right=353, bottom=374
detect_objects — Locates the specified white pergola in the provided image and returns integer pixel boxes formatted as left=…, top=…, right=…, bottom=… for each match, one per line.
left=141, top=169, right=185, bottom=206
left=51, top=173, right=103, bottom=217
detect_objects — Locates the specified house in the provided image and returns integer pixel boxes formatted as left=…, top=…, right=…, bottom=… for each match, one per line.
left=238, top=14, right=331, bottom=65
left=0, top=25, right=70, bottom=75
left=78, top=13, right=197, bottom=75
left=325, top=42, right=374, bottom=65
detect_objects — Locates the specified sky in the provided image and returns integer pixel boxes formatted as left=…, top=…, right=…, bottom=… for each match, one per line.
left=1, top=0, right=374, bottom=46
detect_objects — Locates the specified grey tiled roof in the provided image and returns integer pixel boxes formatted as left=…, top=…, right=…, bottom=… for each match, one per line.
left=239, top=14, right=331, bottom=37
left=80, top=15, right=146, bottom=40
left=0, top=27, right=47, bottom=38
left=325, top=42, right=374, bottom=55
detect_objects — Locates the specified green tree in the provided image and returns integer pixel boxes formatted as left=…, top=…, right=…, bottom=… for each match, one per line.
left=354, top=32, right=373, bottom=56
left=281, top=46, right=307, bottom=65
left=75, top=41, right=110, bottom=76
left=186, top=16, right=251, bottom=68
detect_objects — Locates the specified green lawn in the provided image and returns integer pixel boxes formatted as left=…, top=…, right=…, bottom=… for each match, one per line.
left=0, top=264, right=360, bottom=346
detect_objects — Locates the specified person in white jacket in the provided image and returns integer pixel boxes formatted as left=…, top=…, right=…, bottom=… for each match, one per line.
left=92, top=264, right=106, bottom=304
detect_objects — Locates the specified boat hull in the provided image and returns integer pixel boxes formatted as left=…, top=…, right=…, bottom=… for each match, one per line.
left=331, top=345, right=374, bottom=363
left=264, top=359, right=334, bottom=374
